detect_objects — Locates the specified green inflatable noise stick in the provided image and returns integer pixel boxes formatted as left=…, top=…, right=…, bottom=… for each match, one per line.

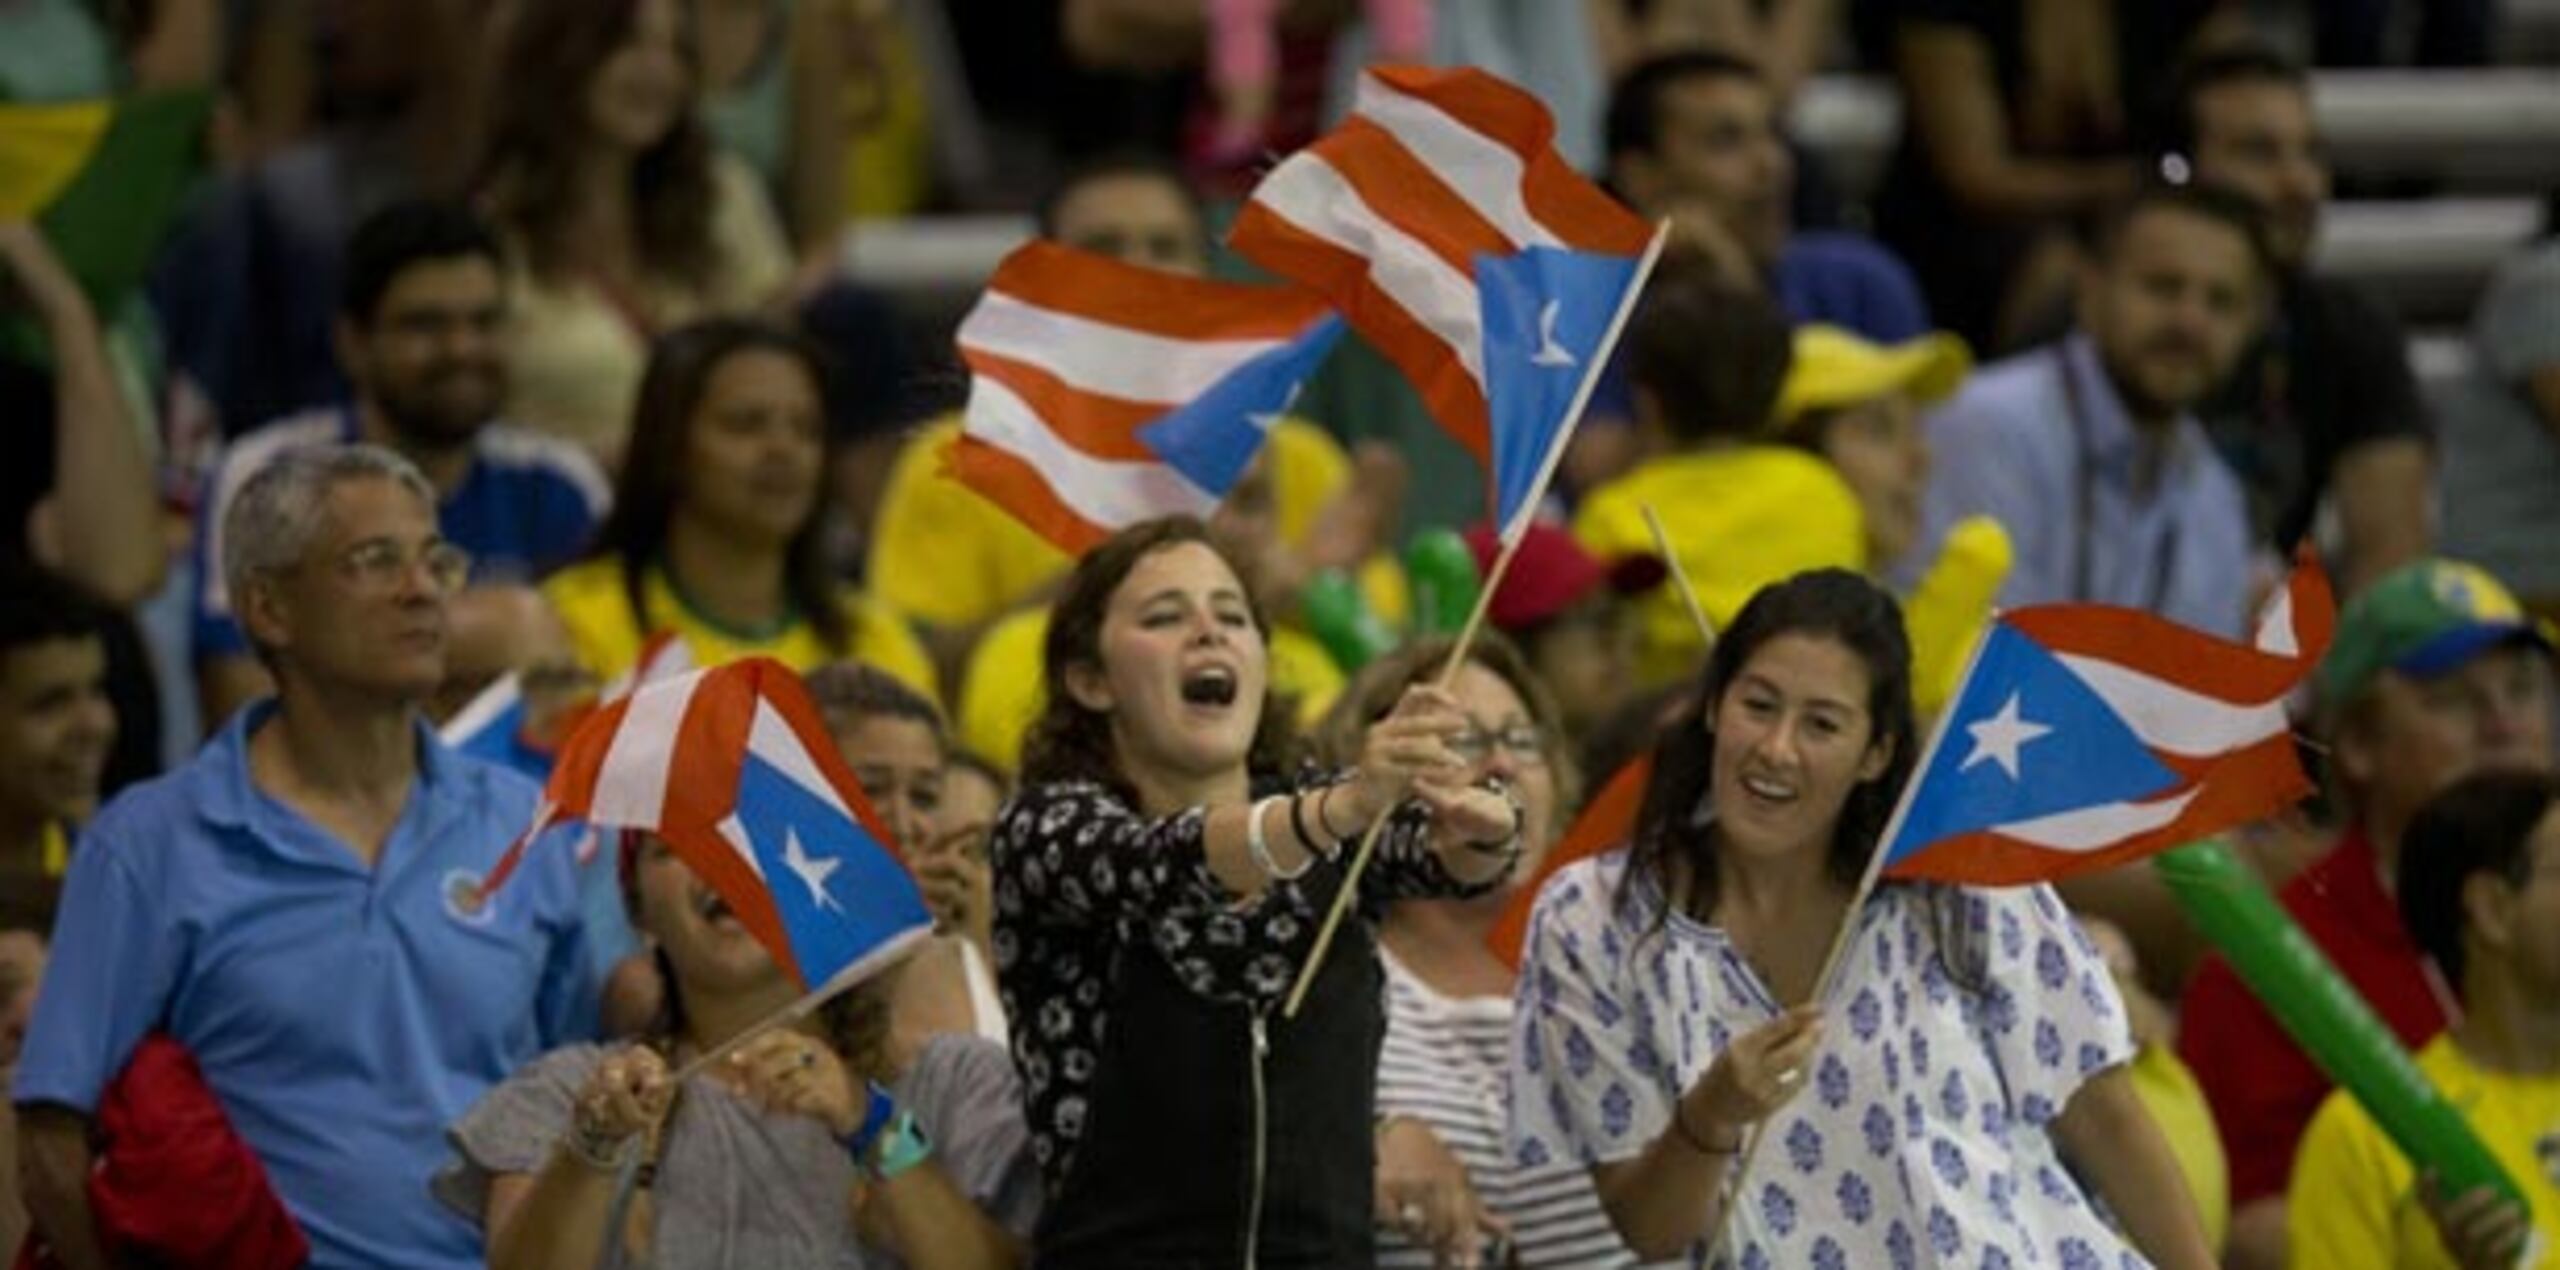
left=2152, top=840, right=2524, bottom=1211
left=1301, top=567, right=1397, bottom=672
left=1404, top=529, right=1483, bottom=637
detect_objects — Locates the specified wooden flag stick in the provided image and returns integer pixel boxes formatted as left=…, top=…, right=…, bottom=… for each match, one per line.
left=1639, top=503, right=1715, bottom=647
left=1283, top=220, right=1673, bottom=1019
left=1698, top=621, right=1993, bottom=1260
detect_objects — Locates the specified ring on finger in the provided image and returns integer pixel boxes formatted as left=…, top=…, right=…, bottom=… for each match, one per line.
left=1773, top=1067, right=1803, bottom=1089
left=1397, top=1201, right=1425, bottom=1230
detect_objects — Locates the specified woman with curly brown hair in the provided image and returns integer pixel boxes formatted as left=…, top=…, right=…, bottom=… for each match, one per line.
left=990, top=515, right=1524, bottom=1269
left=478, top=0, right=792, bottom=467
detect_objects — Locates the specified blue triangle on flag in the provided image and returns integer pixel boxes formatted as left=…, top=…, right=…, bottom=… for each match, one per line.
left=1881, top=621, right=2183, bottom=866
left=1138, top=315, right=1345, bottom=499
left=732, top=753, right=932, bottom=992
left=1477, top=246, right=1641, bottom=531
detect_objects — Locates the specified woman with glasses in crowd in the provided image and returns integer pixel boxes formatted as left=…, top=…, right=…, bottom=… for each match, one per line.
left=992, top=516, right=1523, bottom=1269
left=1316, top=635, right=1641, bottom=1267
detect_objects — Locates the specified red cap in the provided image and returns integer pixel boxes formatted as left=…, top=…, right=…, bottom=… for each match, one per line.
left=1462, top=523, right=1666, bottom=630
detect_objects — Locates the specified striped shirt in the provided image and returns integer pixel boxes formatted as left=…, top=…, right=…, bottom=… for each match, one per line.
left=1376, top=949, right=1641, bottom=1269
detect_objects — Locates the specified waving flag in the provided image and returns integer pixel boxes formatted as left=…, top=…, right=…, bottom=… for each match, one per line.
left=1880, top=558, right=2336, bottom=885
left=1231, top=66, right=1664, bottom=540
left=443, top=632, right=694, bottom=780
left=480, top=657, right=932, bottom=997
left=952, top=240, right=1344, bottom=554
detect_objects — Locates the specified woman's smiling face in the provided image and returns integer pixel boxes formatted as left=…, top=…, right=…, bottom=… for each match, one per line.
left=1707, top=632, right=1894, bottom=863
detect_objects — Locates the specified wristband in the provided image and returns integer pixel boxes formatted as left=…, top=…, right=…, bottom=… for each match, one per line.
left=1246, top=796, right=1310, bottom=880
left=867, top=1109, right=934, bottom=1180
left=1670, top=1098, right=1741, bottom=1156
left=840, top=1080, right=896, bottom=1161
left=1290, top=788, right=1351, bottom=870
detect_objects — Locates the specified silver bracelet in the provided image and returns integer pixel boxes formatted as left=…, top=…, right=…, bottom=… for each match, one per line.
left=1245, top=795, right=1311, bottom=880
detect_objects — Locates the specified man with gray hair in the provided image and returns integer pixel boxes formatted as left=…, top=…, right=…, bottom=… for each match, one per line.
left=13, top=444, right=597, bottom=1270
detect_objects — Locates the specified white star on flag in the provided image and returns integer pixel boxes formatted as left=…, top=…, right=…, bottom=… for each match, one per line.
left=780, top=827, right=843, bottom=912
left=1960, top=691, right=2052, bottom=781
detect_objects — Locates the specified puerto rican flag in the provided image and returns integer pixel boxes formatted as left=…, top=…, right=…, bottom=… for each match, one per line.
left=951, top=240, right=1343, bottom=554
left=479, top=657, right=932, bottom=997
left=1880, top=557, right=2336, bottom=885
left=1231, top=65, right=1665, bottom=540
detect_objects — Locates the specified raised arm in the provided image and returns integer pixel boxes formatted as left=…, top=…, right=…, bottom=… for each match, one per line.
left=4, top=224, right=162, bottom=605
left=1892, top=22, right=2135, bottom=220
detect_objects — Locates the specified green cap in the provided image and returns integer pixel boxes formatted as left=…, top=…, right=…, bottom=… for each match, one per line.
left=2316, top=559, right=2551, bottom=708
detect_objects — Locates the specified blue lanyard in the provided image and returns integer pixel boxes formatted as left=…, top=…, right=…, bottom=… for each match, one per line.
left=2056, top=347, right=2179, bottom=612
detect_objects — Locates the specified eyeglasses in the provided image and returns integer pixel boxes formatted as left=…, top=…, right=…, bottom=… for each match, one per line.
left=330, top=539, right=472, bottom=595
left=1446, top=724, right=1549, bottom=766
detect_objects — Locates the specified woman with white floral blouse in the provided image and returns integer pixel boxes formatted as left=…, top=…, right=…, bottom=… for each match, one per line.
left=1508, top=569, right=2214, bottom=1269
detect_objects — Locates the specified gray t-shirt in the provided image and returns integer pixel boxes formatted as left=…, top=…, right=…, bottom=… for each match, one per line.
left=2441, top=239, right=2560, bottom=598
left=435, top=1034, right=1040, bottom=1269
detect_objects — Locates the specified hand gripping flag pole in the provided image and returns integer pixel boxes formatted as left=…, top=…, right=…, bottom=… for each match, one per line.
left=1282, top=217, right=1670, bottom=1019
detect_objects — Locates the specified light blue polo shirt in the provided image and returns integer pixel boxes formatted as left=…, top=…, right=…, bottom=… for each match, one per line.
left=15, top=703, right=598, bottom=1270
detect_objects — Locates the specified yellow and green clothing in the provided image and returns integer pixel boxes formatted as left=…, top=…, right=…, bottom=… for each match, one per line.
left=2290, top=1035, right=2560, bottom=1269
left=867, top=414, right=1403, bottom=632
left=542, top=558, right=938, bottom=704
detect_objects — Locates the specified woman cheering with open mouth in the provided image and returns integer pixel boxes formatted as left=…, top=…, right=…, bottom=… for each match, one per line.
left=992, top=516, right=1525, bottom=1269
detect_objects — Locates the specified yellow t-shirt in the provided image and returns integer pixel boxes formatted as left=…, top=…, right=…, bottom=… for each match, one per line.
left=499, top=152, right=793, bottom=463
left=1573, top=446, right=1866, bottom=686
left=2290, top=1035, right=2560, bottom=1270
left=2127, top=1042, right=2231, bottom=1253
left=542, top=557, right=939, bottom=705
left=955, top=606, right=1345, bottom=773
left=866, top=414, right=1393, bottom=631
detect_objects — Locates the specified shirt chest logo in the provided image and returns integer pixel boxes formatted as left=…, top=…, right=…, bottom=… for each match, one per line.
left=442, top=868, right=497, bottom=929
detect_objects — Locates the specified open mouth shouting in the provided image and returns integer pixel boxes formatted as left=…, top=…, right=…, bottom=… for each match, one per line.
left=1179, top=664, right=1240, bottom=709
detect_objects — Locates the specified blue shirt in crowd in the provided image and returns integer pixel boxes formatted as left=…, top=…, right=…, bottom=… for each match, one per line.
left=1916, top=333, right=2255, bottom=638
left=15, top=704, right=599, bottom=1270
left=192, top=406, right=608, bottom=659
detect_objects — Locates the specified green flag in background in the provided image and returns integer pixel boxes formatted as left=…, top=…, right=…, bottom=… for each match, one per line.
left=28, top=88, right=212, bottom=311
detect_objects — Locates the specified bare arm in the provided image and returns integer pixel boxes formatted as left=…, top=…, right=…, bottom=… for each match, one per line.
left=2050, top=1065, right=2218, bottom=1270
left=783, top=0, right=852, bottom=253
left=2328, top=437, right=2434, bottom=595
left=857, top=1165, right=1025, bottom=1270
left=1754, top=0, right=1840, bottom=103
left=2528, top=365, right=2560, bottom=443
left=5, top=225, right=163, bottom=606
left=17, top=1105, right=111, bottom=1270
left=1588, top=1117, right=1741, bottom=1259
left=1590, top=1008, right=1823, bottom=1259
left=124, top=0, right=221, bottom=92
left=482, top=1153, right=624, bottom=1270
left=1892, top=24, right=2134, bottom=219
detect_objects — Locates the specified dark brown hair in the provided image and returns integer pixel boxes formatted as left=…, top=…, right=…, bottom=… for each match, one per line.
left=478, top=0, right=718, bottom=286
left=1313, top=633, right=1584, bottom=832
left=587, top=317, right=848, bottom=651
left=1018, top=517, right=1294, bottom=803
left=1625, top=266, right=1795, bottom=445
left=2398, top=769, right=2560, bottom=994
left=807, top=661, right=946, bottom=747
left=1621, top=569, right=1917, bottom=924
